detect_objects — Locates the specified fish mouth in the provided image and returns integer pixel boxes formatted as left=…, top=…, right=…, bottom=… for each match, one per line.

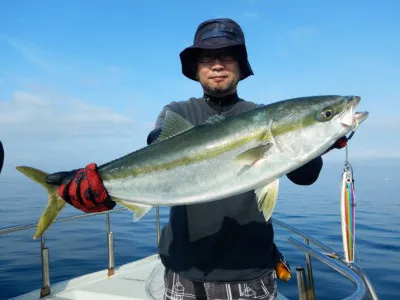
left=340, top=96, right=369, bottom=127
left=354, top=111, right=369, bottom=124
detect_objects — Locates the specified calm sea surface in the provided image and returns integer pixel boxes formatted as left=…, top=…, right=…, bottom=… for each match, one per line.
left=0, top=160, right=399, bottom=299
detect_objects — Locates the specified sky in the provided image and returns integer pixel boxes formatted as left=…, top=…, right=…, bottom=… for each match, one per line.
left=0, top=0, right=399, bottom=177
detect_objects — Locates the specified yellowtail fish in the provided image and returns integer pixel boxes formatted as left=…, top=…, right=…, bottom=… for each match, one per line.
left=16, top=95, right=368, bottom=239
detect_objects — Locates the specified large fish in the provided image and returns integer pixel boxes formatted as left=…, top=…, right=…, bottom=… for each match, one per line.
left=17, top=95, right=368, bottom=239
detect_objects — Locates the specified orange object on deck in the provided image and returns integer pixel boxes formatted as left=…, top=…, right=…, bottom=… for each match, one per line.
left=275, top=261, right=291, bottom=282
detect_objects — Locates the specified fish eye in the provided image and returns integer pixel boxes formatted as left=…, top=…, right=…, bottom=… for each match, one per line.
left=320, top=109, right=334, bottom=121
left=324, top=110, right=332, bottom=118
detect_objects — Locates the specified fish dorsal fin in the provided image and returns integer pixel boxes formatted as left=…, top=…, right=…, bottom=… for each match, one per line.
left=204, top=115, right=226, bottom=125
left=156, top=110, right=194, bottom=142
left=255, top=179, right=280, bottom=221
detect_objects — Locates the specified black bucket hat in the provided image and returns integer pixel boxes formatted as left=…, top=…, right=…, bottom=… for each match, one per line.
left=179, top=18, right=254, bottom=81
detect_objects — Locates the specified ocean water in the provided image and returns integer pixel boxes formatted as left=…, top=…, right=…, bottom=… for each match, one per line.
left=0, top=159, right=399, bottom=299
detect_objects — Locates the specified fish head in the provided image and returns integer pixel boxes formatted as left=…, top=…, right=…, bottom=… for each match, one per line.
left=270, top=95, right=368, bottom=161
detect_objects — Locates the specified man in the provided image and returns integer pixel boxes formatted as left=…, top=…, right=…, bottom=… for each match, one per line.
left=46, top=18, right=347, bottom=300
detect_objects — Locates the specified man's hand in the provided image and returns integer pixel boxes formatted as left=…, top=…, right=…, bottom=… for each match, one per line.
left=46, top=163, right=116, bottom=213
left=324, top=136, right=348, bottom=154
left=275, top=258, right=291, bottom=282
left=332, top=136, right=348, bottom=149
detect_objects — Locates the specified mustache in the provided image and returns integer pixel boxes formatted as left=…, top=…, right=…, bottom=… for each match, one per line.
left=209, top=74, right=228, bottom=78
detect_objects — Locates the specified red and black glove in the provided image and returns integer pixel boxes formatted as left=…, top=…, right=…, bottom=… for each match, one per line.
left=46, top=163, right=116, bottom=213
left=324, top=136, right=348, bottom=154
left=332, top=136, right=348, bottom=149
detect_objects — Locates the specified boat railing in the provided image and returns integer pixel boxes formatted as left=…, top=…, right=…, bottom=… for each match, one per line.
left=272, top=219, right=378, bottom=300
left=0, top=206, right=377, bottom=300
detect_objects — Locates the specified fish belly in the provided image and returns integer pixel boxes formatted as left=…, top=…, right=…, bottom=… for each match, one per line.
left=103, top=142, right=296, bottom=206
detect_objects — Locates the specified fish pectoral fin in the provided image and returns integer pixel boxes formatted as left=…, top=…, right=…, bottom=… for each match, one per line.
left=234, top=143, right=273, bottom=176
left=156, top=110, right=194, bottom=142
left=16, top=166, right=67, bottom=240
left=234, top=143, right=273, bottom=165
left=114, top=199, right=152, bottom=222
left=255, top=179, right=279, bottom=221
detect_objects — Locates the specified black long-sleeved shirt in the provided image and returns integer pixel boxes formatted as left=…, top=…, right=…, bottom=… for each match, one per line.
left=147, top=93, right=322, bottom=282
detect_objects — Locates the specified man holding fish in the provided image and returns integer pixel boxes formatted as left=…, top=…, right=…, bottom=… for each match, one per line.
left=39, top=18, right=351, bottom=300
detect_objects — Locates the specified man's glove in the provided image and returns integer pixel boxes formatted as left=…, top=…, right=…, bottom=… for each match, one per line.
left=332, top=136, right=348, bottom=149
left=46, top=163, right=116, bottom=213
left=275, top=257, right=291, bottom=282
left=324, top=136, right=348, bottom=154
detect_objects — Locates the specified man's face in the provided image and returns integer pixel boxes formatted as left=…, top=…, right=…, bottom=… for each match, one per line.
left=196, top=49, right=241, bottom=97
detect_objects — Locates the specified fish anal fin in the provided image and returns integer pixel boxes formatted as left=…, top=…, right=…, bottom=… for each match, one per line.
left=255, top=179, right=280, bottom=221
left=114, top=199, right=152, bottom=222
left=156, top=110, right=194, bottom=142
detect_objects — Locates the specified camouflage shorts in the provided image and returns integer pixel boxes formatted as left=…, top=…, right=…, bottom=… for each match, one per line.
left=164, top=269, right=277, bottom=300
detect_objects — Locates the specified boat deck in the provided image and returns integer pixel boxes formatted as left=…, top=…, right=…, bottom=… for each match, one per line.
left=12, top=254, right=289, bottom=300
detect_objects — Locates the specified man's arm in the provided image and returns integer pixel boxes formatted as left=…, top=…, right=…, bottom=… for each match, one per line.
left=286, top=136, right=348, bottom=186
left=286, top=156, right=323, bottom=185
left=147, top=103, right=182, bottom=145
left=147, top=128, right=162, bottom=145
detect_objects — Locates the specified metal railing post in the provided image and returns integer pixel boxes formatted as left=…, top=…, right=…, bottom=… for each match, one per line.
left=304, top=238, right=315, bottom=300
left=296, top=267, right=308, bottom=300
left=289, top=237, right=367, bottom=299
left=40, top=235, right=51, bottom=298
left=156, top=206, right=161, bottom=255
left=106, top=213, right=115, bottom=276
left=350, top=264, right=379, bottom=300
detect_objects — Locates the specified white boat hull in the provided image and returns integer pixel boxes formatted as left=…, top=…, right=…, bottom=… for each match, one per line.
left=12, top=254, right=290, bottom=300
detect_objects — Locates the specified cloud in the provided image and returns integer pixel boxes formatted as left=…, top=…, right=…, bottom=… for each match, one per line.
left=0, top=91, right=134, bottom=140
left=1, top=34, right=124, bottom=86
left=0, top=90, right=154, bottom=175
left=0, top=34, right=52, bottom=71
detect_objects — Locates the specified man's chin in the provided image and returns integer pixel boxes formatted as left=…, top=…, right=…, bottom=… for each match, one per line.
left=203, top=84, right=236, bottom=96
left=206, top=88, right=231, bottom=96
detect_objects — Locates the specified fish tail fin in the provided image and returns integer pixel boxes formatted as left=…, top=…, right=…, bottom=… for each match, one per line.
left=16, top=166, right=66, bottom=240
left=114, top=199, right=152, bottom=222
